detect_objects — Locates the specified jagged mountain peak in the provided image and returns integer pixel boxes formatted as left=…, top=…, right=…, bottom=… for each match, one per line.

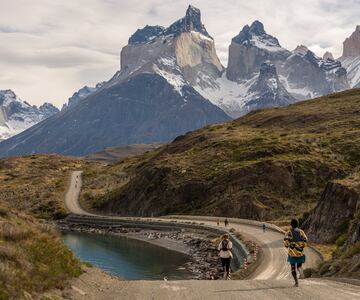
left=250, top=61, right=279, bottom=92
left=0, top=89, right=18, bottom=105
left=249, top=20, right=266, bottom=35
left=232, top=20, right=281, bottom=49
left=164, top=4, right=211, bottom=38
left=293, top=45, right=310, bottom=56
left=246, top=61, right=295, bottom=111
left=128, top=5, right=211, bottom=45
left=323, top=51, right=334, bottom=61
left=128, top=25, right=165, bottom=44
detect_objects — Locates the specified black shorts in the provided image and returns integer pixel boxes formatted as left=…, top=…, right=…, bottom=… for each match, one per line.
left=221, top=257, right=231, bottom=273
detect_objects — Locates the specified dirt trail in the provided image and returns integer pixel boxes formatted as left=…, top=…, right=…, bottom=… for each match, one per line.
left=63, top=171, right=360, bottom=299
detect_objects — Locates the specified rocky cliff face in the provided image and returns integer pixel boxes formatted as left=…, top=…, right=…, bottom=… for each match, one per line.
left=244, top=62, right=295, bottom=112
left=303, top=172, right=360, bottom=278
left=282, top=47, right=349, bottom=98
left=0, top=90, right=59, bottom=141
left=226, top=21, right=290, bottom=81
left=343, top=25, right=360, bottom=58
left=116, top=5, right=223, bottom=89
left=196, top=21, right=350, bottom=118
left=339, top=25, right=360, bottom=88
left=303, top=181, right=359, bottom=243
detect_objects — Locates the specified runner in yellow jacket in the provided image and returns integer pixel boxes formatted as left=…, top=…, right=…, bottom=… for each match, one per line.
left=284, top=219, right=308, bottom=287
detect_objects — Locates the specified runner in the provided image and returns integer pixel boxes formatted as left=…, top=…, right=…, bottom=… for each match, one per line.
left=224, top=218, right=229, bottom=227
left=262, top=223, right=266, bottom=232
left=218, top=234, right=233, bottom=280
left=284, top=219, right=308, bottom=287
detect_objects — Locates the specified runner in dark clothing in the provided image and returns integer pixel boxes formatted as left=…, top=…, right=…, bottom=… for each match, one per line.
left=262, top=223, right=266, bottom=232
left=218, top=234, right=233, bottom=279
left=224, top=218, right=229, bottom=227
left=284, top=219, right=308, bottom=287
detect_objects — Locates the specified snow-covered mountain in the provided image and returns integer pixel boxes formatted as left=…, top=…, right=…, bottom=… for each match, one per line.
left=0, top=6, right=358, bottom=157
left=0, top=90, right=59, bottom=141
left=339, top=25, right=360, bottom=88
left=194, top=21, right=349, bottom=117
left=111, top=5, right=223, bottom=92
left=0, top=6, right=229, bottom=157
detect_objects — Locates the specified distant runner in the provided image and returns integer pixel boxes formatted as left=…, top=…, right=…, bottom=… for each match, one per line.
left=224, top=218, right=229, bottom=227
left=284, top=219, right=308, bottom=287
left=218, top=234, right=233, bottom=280
left=262, top=223, right=266, bottom=232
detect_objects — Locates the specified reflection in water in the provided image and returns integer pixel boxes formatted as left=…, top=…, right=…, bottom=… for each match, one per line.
left=63, top=231, right=191, bottom=280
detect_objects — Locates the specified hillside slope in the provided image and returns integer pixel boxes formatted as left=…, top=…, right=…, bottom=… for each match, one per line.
left=0, top=155, right=85, bottom=219
left=0, top=155, right=87, bottom=299
left=81, top=89, right=360, bottom=221
left=0, top=203, right=82, bottom=299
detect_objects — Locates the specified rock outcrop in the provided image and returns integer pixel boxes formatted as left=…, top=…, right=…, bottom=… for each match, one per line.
left=303, top=181, right=360, bottom=243
left=117, top=5, right=223, bottom=88
left=339, top=25, right=360, bottom=88
left=343, top=25, right=360, bottom=58
left=244, top=62, right=295, bottom=111
left=323, top=51, right=334, bottom=61
left=226, top=21, right=290, bottom=81
left=282, top=47, right=349, bottom=98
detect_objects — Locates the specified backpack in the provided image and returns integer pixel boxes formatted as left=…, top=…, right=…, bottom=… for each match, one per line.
left=291, top=228, right=302, bottom=242
left=222, top=240, right=229, bottom=251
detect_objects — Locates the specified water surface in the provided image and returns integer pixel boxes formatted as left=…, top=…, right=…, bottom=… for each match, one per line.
left=63, top=231, right=191, bottom=280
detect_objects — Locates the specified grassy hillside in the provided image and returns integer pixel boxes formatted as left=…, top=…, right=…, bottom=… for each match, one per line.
left=0, top=154, right=89, bottom=298
left=0, top=202, right=82, bottom=299
left=85, top=143, right=163, bottom=163
left=0, top=155, right=84, bottom=220
left=81, top=89, right=360, bottom=222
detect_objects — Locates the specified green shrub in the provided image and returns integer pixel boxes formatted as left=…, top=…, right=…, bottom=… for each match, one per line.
left=336, top=233, right=348, bottom=247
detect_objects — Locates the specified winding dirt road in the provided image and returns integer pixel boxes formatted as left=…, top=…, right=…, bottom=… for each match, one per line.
left=64, top=171, right=360, bottom=300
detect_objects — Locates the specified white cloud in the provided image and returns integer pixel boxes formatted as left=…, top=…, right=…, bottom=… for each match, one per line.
left=0, top=0, right=358, bottom=108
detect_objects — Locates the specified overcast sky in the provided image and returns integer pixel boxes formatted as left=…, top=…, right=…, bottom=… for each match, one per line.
left=0, top=0, right=359, bottom=108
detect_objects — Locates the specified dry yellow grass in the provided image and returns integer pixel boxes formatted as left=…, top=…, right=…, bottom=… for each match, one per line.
left=0, top=203, right=82, bottom=300
left=0, top=154, right=86, bottom=219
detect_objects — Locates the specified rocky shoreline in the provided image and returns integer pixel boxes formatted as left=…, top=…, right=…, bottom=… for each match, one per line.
left=57, top=222, right=224, bottom=280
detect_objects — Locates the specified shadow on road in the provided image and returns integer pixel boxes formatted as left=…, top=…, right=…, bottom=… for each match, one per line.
left=214, top=286, right=292, bottom=293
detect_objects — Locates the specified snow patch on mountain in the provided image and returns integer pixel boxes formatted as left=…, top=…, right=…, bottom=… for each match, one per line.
left=0, top=90, right=59, bottom=141
left=153, top=59, right=186, bottom=95
left=194, top=73, right=258, bottom=118
left=340, top=56, right=360, bottom=87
